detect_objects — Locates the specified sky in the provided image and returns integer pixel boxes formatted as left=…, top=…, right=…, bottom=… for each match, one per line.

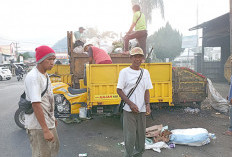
left=0, top=0, right=229, bottom=52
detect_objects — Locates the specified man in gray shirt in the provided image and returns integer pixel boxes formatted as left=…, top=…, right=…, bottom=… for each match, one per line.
left=74, top=27, right=85, bottom=47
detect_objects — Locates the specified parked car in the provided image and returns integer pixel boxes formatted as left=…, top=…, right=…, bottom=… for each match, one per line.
left=0, top=67, right=12, bottom=80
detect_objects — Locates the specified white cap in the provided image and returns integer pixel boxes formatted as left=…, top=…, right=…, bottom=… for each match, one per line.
left=130, top=47, right=144, bottom=56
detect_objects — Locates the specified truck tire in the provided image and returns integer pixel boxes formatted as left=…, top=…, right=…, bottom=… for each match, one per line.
left=14, top=108, right=25, bottom=129
left=0, top=76, right=2, bottom=81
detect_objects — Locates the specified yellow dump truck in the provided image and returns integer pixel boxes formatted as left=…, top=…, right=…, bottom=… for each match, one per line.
left=51, top=62, right=207, bottom=118
left=48, top=31, right=207, bottom=118
left=14, top=62, right=207, bottom=129
left=52, top=63, right=173, bottom=118
left=47, top=64, right=73, bottom=86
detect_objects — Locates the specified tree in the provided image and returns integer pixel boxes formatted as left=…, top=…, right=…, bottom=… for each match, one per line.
left=22, top=52, right=32, bottom=59
left=131, top=0, right=164, bottom=23
left=17, top=52, right=33, bottom=62
left=147, top=22, right=183, bottom=61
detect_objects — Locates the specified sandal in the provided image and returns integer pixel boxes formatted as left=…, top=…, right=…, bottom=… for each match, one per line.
left=223, top=130, right=232, bottom=136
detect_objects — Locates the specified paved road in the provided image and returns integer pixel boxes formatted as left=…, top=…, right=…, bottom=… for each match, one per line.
left=0, top=77, right=231, bottom=157
left=0, top=77, right=28, bottom=157
left=0, top=76, right=124, bottom=157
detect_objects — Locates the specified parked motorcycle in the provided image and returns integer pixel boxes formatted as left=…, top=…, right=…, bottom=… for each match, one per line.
left=14, top=82, right=87, bottom=129
left=14, top=108, right=26, bottom=129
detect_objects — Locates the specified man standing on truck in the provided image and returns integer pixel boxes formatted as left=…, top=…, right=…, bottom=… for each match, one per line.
left=117, top=47, right=153, bottom=157
left=123, top=4, right=148, bottom=57
left=74, top=27, right=86, bottom=47
left=84, top=43, right=112, bottom=64
left=24, top=45, right=60, bottom=157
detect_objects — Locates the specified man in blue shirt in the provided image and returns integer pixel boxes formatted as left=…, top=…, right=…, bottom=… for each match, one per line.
left=224, top=56, right=232, bottom=136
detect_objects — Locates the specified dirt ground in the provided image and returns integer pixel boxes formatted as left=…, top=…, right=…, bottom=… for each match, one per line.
left=55, top=81, right=232, bottom=157
left=2, top=77, right=231, bottom=157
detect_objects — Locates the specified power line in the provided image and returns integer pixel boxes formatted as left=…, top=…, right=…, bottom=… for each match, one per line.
left=0, top=37, right=68, bottom=52
left=0, top=37, right=54, bottom=46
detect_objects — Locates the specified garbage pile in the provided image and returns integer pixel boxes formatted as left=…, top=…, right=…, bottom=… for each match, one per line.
left=144, top=125, right=216, bottom=153
left=73, top=37, right=115, bottom=54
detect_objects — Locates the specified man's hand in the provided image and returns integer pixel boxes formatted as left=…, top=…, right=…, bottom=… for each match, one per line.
left=129, top=103, right=139, bottom=113
left=32, top=102, right=54, bottom=142
left=43, top=129, right=54, bottom=142
left=230, top=98, right=232, bottom=104
left=146, top=104, right=151, bottom=115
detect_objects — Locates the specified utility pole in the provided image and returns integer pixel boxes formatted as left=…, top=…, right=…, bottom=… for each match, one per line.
left=196, top=0, right=199, bottom=54
left=14, top=42, right=20, bottom=62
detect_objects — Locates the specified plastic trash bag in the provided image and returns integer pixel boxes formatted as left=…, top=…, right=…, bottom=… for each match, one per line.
left=207, top=78, right=229, bottom=113
left=170, top=128, right=216, bottom=146
left=145, top=141, right=169, bottom=153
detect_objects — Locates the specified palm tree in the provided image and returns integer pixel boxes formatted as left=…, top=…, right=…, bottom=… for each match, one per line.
left=131, top=0, right=164, bottom=23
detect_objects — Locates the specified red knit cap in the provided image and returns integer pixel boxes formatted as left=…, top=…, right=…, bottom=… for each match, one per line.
left=35, top=45, right=56, bottom=63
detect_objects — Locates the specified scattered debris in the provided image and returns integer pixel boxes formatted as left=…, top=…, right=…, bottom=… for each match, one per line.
left=78, top=153, right=87, bottom=157
left=144, top=125, right=171, bottom=152
left=121, top=126, right=216, bottom=154
left=60, top=117, right=82, bottom=124
left=145, top=141, right=169, bottom=153
left=208, top=133, right=216, bottom=140
left=184, top=107, right=200, bottom=114
left=168, top=143, right=175, bottom=148
left=154, top=130, right=172, bottom=143
left=201, top=97, right=212, bottom=110
left=146, top=124, right=163, bottom=137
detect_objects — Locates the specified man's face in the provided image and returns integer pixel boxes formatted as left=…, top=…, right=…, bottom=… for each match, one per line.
left=41, top=55, right=56, bottom=71
left=130, top=54, right=144, bottom=67
left=79, top=29, right=84, bottom=33
left=84, top=45, right=89, bottom=52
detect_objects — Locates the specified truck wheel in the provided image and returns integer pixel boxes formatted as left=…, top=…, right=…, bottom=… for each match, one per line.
left=14, top=108, right=25, bottom=129
left=0, top=76, right=2, bottom=81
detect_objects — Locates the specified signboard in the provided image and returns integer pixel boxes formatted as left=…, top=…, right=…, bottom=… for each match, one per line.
left=182, top=35, right=198, bottom=48
left=19, top=56, right=24, bottom=63
left=94, top=94, right=119, bottom=100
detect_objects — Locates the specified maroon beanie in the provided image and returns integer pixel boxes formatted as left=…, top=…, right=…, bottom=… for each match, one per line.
left=35, top=45, right=56, bottom=63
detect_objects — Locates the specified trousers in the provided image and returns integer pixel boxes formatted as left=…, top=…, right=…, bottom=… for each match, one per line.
left=27, top=128, right=60, bottom=157
left=123, top=110, right=146, bottom=157
left=124, top=30, right=148, bottom=56
left=229, top=106, right=232, bottom=131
